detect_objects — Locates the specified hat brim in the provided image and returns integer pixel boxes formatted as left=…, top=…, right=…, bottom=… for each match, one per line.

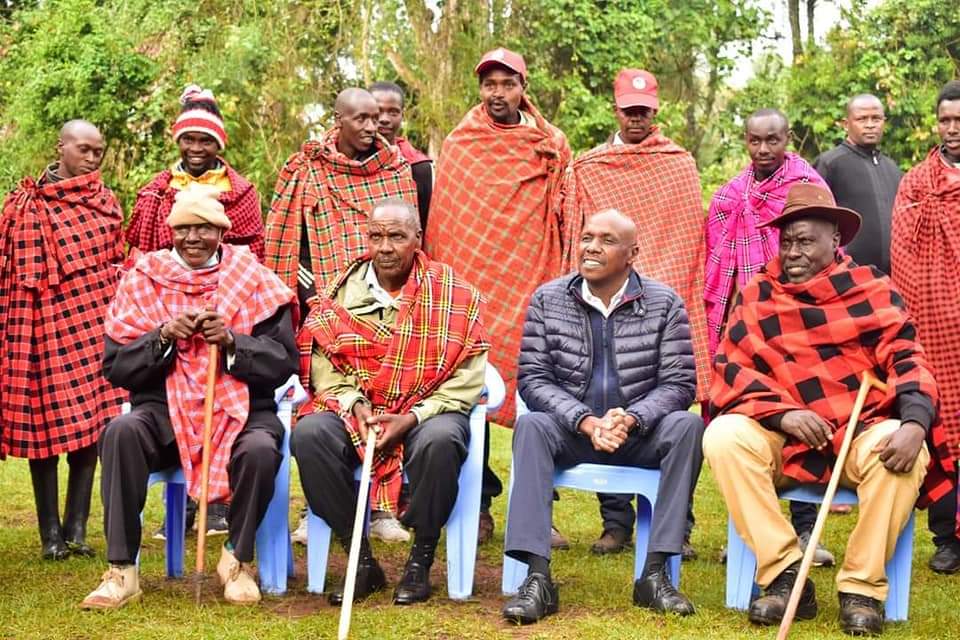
left=615, top=93, right=659, bottom=111
left=475, top=60, right=526, bottom=82
left=759, top=205, right=862, bottom=246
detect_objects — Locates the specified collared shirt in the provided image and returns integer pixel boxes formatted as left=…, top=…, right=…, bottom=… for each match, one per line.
left=940, top=145, right=960, bottom=170
left=612, top=132, right=625, bottom=146
left=518, top=110, right=535, bottom=128
left=580, top=277, right=629, bottom=318
left=169, top=160, right=231, bottom=192
left=311, top=261, right=486, bottom=424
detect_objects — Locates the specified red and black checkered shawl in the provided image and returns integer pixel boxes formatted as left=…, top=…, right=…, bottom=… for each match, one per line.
left=891, top=147, right=960, bottom=459
left=425, top=98, right=571, bottom=425
left=301, top=251, right=489, bottom=512
left=264, top=129, right=418, bottom=294
left=125, top=160, right=265, bottom=260
left=0, top=169, right=126, bottom=459
left=559, top=129, right=710, bottom=399
left=711, top=254, right=956, bottom=508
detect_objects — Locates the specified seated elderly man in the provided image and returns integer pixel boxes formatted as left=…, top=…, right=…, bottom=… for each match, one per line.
left=704, top=184, right=956, bottom=636
left=81, top=185, right=297, bottom=609
left=501, top=209, right=704, bottom=624
left=292, top=198, right=489, bottom=605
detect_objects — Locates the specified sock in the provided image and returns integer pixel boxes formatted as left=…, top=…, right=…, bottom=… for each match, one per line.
left=525, top=553, right=550, bottom=578
left=339, top=535, right=375, bottom=563
left=642, top=552, right=669, bottom=576
left=411, top=534, right=439, bottom=566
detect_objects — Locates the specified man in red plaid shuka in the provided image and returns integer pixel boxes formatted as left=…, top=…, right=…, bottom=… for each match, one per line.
left=292, top=200, right=489, bottom=606
left=890, top=80, right=960, bottom=574
left=83, top=185, right=297, bottom=610
left=126, top=85, right=265, bottom=260
left=0, top=120, right=125, bottom=562
left=704, top=184, right=956, bottom=636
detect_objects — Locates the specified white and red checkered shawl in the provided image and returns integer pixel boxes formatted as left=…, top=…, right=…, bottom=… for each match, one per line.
left=105, top=244, right=294, bottom=501
left=705, top=153, right=827, bottom=359
left=302, top=250, right=489, bottom=512
left=559, top=129, right=710, bottom=399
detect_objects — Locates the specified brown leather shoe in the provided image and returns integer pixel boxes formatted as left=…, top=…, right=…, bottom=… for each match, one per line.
left=590, top=528, right=630, bottom=555
left=838, top=592, right=883, bottom=636
left=550, top=526, right=570, bottom=550
left=478, top=511, right=494, bottom=545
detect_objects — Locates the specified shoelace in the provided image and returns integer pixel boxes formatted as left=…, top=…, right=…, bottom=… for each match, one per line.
left=517, top=575, right=545, bottom=600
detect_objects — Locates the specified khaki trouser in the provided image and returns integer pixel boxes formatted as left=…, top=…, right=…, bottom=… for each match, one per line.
left=703, top=415, right=929, bottom=600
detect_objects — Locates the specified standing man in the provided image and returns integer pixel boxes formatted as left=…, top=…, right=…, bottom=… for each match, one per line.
left=425, top=48, right=571, bottom=542
left=369, top=81, right=433, bottom=230
left=559, top=68, right=707, bottom=557
left=502, top=210, right=703, bottom=624
left=891, top=79, right=960, bottom=574
left=705, top=109, right=834, bottom=565
left=0, top=120, right=125, bottom=560
left=814, top=94, right=902, bottom=274
left=265, top=87, right=418, bottom=315
left=126, top=85, right=265, bottom=261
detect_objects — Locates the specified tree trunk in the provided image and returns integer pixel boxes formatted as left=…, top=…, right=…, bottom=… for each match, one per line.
left=806, top=0, right=817, bottom=50
left=788, top=0, right=803, bottom=61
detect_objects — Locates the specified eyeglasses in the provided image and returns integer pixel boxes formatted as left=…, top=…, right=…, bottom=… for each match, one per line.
left=171, top=224, right=221, bottom=238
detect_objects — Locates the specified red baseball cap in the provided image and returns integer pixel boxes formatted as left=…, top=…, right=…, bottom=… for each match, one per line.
left=614, top=69, right=659, bottom=110
left=475, top=47, right=527, bottom=82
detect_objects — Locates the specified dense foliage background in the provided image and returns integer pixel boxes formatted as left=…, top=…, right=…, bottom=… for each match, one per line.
left=0, top=0, right=957, bottom=212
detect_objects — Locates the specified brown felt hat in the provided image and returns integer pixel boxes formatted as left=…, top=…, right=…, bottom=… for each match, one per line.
left=759, top=183, right=861, bottom=246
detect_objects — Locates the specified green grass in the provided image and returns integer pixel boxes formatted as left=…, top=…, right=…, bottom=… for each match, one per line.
left=0, top=425, right=955, bottom=639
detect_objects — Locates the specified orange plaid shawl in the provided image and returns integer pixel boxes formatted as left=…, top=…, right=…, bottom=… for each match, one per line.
left=891, top=147, right=960, bottom=458
left=264, top=128, right=418, bottom=293
left=559, top=130, right=710, bottom=399
left=425, top=99, right=571, bottom=424
left=105, top=245, right=294, bottom=501
left=711, top=254, right=955, bottom=507
left=302, top=251, right=489, bottom=511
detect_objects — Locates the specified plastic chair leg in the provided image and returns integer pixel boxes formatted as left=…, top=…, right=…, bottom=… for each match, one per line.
left=632, top=495, right=680, bottom=587
left=306, top=510, right=332, bottom=594
left=164, top=481, right=186, bottom=578
left=725, top=515, right=758, bottom=610
left=446, top=405, right=485, bottom=600
left=884, top=511, right=913, bottom=621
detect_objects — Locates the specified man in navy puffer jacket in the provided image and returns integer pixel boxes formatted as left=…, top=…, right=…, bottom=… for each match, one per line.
left=501, top=209, right=704, bottom=624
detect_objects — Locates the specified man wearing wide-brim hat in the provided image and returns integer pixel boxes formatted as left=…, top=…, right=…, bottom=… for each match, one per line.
left=703, top=183, right=957, bottom=635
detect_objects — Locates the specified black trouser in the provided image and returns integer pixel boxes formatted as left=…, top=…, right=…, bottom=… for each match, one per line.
left=99, top=402, right=282, bottom=564
left=291, top=411, right=469, bottom=541
left=598, top=493, right=697, bottom=538
left=481, top=419, right=503, bottom=512
left=928, top=463, right=960, bottom=547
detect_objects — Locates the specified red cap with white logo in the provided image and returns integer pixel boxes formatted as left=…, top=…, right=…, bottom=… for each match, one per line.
left=613, top=69, right=659, bottom=110
left=475, top=47, right=527, bottom=82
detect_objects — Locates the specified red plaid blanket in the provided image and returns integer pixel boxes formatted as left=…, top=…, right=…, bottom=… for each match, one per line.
left=302, top=251, right=489, bottom=511
left=126, top=160, right=265, bottom=260
left=105, top=245, right=294, bottom=501
left=560, top=130, right=710, bottom=399
left=0, top=170, right=126, bottom=459
left=711, top=254, right=955, bottom=507
left=425, top=99, right=571, bottom=424
left=891, top=148, right=960, bottom=459
left=264, top=128, right=417, bottom=293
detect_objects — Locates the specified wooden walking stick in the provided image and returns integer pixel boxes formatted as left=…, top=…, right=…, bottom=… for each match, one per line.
left=776, top=370, right=888, bottom=639
left=338, top=424, right=378, bottom=640
left=194, top=343, right=219, bottom=604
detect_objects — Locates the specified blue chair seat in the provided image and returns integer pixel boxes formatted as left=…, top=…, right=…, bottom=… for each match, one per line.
left=725, top=484, right=914, bottom=621
left=141, top=375, right=307, bottom=596
left=305, top=364, right=505, bottom=601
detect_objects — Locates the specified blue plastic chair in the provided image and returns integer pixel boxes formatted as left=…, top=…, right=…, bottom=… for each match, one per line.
left=501, top=394, right=681, bottom=594
left=725, top=484, right=914, bottom=621
left=305, top=363, right=505, bottom=600
left=141, top=374, right=308, bottom=596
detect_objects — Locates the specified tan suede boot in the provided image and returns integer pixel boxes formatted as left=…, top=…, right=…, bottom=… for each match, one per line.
left=81, top=564, right=142, bottom=610
left=217, top=545, right=261, bottom=605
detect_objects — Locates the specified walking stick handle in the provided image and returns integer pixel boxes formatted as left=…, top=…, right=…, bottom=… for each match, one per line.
left=338, top=425, right=378, bottom=640
left=194, top=343, right=219, bottom=601
left=776, top=370, right=886, bottom=639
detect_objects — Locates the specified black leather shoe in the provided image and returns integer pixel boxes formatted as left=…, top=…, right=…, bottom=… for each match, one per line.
left=501, top=573, right=559, bottom=625
left=839, top=592, right=883, bottom=636
left=393, top=560, right=432, bottom=605
left=748, top=561, right=818, bottom=626
left=633, top=564, right=695, bottom=615
left=928, top=541, right=960, bottom=574
left=328, top=560, right=386, bottom=605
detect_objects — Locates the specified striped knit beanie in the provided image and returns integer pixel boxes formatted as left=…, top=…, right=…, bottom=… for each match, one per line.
left=172, top=84, right=227, bottom=149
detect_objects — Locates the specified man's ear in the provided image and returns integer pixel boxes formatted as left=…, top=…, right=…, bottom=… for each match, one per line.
left=333, top=110, right=343, bottom=126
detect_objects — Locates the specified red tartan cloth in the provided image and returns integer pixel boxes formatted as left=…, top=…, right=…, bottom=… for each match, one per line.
left=105, top=245, right=294, bottom=501
left=264, top=129, right=418, bottom=293
left=396, top=137, right=430, bottom=165
left=711, top=254, right=956, bottom=507
left=125, top=160, right=265, bottom=260
left=559, top=129, right=710, bottom=399
left=425, top=99, right=571, bottom=424
left=891, top=148, right=960, bottom=459
left=302, top=251, right=489, bottom=511
left=0, top=170, right=126, bottom=459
